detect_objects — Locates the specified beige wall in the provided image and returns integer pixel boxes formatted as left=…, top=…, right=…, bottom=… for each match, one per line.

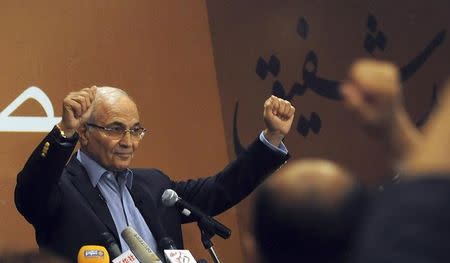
left=0, top=1, right=244, bottom=262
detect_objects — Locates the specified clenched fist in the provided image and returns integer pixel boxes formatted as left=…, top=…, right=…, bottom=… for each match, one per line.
left=341, top=59, right=422, bottom=163
left=58, top=86, right=97, bottom=137
left=341, top=59, right=402, bottom=133
left=263, top=95, right=295, bottom=146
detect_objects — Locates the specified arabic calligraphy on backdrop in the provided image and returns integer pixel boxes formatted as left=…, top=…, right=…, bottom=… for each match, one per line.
left=233, top=14, right=447, bottom=155
left=0, top=86, right=61, bottom=132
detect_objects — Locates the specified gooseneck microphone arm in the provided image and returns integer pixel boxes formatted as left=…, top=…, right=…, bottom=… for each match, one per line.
left=161, top=189, right=229, bottom=263
left=161, top=189, right=231, bottom=239
left=198, top=217, right=221, bottom=263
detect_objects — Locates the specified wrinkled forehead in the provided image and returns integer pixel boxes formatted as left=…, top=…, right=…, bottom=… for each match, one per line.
left=94, top=96, right=140, bottom=125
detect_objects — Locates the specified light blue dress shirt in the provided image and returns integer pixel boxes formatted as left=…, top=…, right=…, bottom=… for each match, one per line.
left=77, top=151, right=158, bottom=253
left=259, top=131, right=288, bottom=155
left=76, top=131, right=287, bottom=253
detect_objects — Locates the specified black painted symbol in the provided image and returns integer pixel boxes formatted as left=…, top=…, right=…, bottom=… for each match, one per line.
left=302, top=51, right=341, bottom=100
left=296, top=112, right=321, bottom=137
left=236, top=15, right=446, bottom=155
left=400, top=30, right=446, bottom=82
left=256, top=55, right=281, bottom=80
left=364, top=15, right=387, bottom=54
left=297, top=17, right=309, bottom=40
left=416, top=84, right=439, bottom=128
left=272, top=81, right=307, bottom=101
left=287, top=82, right=308, bottom=99
left=272, top=80, right=286, bottom=99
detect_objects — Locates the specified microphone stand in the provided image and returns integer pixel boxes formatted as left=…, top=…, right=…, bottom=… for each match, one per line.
left=197, top=217, right=222, bottom=263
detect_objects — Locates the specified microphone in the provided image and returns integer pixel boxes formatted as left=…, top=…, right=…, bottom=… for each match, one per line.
left=159, top=237, right=177, bottom=250
left=112, top=250, right=139, bottom=263
left=101, top=231, right=141, bottom=263
left=161, top=189, right=231, bottom=239
left=100, top=232, right=122, bottom=259
left=159, top=236, right=198, bottom=263
left=164, top=250, right=197, bottom=263
left=77, top=245, right=110, bottom=263
left=121, top=226, right=162, bottom=263
left=151, top=217, right=177, bottom=251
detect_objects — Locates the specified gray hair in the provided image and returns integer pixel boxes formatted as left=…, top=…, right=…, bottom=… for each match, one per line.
left=84, top=86, right=133, bottom=124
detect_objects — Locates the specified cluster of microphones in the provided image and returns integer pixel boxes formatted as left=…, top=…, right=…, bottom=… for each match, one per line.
left=77, top=227, right=199, bottom=263
left=77, top=189, right=224, bottom=263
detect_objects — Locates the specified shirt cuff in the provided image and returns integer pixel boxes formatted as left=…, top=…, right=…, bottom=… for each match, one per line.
left=259, top=131, right=288, bottom=155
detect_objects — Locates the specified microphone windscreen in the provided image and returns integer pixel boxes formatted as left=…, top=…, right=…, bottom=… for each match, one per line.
left=77, top=245, right=109, bottom=263
left=121, top=227, right=162, bottom=263
left=161, top=189, right=178, bottom=207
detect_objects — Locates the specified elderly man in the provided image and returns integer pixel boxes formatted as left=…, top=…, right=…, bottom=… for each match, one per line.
left=15, top=86, right=295, bottom=262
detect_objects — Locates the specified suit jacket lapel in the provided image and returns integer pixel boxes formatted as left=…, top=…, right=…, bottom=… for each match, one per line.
left=65, top=157, right=120, bottom=245
left=129, top=181, right=164, bottom=247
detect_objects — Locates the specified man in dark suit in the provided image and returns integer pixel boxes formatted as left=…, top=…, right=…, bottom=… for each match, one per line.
left=15, top=86, right=295, bottom=262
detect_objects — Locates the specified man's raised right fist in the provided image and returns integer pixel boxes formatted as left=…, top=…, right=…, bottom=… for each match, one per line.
left=58, top=86, right=97, bottom=137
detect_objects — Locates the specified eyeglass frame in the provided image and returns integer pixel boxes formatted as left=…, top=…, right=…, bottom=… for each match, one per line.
left=86, top=123, right=147, bottom=140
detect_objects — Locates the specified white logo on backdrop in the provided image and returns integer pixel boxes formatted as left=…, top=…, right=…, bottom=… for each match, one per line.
left=0, top=86, right=61, bottom=132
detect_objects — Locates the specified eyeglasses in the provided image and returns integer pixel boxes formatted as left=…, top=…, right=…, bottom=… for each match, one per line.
left=86, top=123, right=147, bottom=140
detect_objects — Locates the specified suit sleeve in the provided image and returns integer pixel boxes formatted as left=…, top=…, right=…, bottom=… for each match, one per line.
left=171, top=137, right=289, bottom=223
left=352, top=176, right=450, bottom=263
left=15, top=126, right=78, bottom=228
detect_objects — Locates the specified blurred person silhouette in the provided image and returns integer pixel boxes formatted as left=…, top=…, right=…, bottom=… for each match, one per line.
left=243, top=159, right=369, bottom=263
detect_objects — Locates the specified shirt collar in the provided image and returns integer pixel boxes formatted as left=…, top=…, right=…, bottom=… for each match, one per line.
left=77, top=150, right=134, bottom=188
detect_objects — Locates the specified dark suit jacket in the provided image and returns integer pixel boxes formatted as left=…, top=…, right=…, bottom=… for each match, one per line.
left=15, top=126, right=288, bottom=262
left=352, top=176, right=450, bottom=263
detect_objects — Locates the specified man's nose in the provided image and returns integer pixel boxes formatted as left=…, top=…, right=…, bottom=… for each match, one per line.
left=118, top=131, right=132, bottom=146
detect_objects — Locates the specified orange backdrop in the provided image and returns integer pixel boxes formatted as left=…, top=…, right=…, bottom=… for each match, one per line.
left=0, top=1, right=243, bottom=262
left=1, top=1, right=449, bottom=263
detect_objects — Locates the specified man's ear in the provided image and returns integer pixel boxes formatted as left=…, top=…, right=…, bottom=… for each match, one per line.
left=78, top=124, right=89, bottom=147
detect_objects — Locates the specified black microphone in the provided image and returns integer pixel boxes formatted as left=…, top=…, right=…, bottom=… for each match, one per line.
left=158, top=237, right=177, bottom=250
left=150, top=217, right=178, bottom=250
left=161, top=189, right=231, bottom=239
left=100, top=232, right=121, bottom=259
